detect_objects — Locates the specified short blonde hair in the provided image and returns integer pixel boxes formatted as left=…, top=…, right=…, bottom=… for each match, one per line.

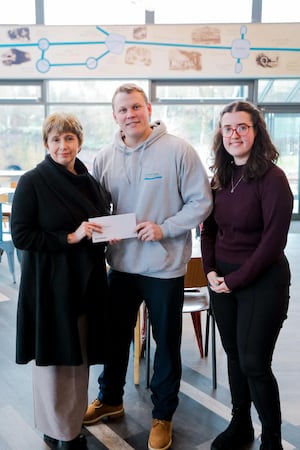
left=112, top=83, right=149, bottom=111
left=42, top=112, right=83, bottom=147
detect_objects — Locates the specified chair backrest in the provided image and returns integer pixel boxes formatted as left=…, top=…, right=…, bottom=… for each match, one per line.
left=0, top=204, right=2, bottom=240
left=184, top=257, right=208, bottom=288
left=0, top=192, right=13, bottom=241
left=0, top=194, right=7, bottom=240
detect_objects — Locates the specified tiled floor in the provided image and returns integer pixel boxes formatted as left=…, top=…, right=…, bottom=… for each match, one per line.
left=0, top=224, right=299, bottom=449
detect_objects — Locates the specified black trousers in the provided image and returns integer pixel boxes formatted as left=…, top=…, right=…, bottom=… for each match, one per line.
left=98, top=269, right=184, bottom=420
left=210, top=256, right=290, bottom=432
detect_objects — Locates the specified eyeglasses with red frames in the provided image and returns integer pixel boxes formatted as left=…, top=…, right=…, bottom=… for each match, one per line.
left=221, top=124, right=254, bottom=138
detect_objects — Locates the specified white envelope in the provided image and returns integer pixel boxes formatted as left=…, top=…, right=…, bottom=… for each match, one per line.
left=89, top=213, right=137, bottom=243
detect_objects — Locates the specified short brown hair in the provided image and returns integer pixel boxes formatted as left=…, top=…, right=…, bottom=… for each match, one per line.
left=42, top=112, right=83, bottom=147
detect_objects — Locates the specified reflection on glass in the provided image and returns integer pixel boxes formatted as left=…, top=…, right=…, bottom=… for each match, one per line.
left=0, top=0, right=35, bottom=24
left=0, top=105, right=45, bottom=172
left=152, top=104, right=224, bottom=175
left=0, top=84, right=41, bottom=100
left=44, top=0, right=144, bottom=25
left=262, top=0, right=300, bottom=22
left=48, top=80, right=149, bottom=102
left=155, top=84, right=249, bottom=100
left=258, top=79, right=300, bottom=103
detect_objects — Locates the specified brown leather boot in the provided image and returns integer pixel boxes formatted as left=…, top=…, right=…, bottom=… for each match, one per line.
left=83, top=398, right=124, bottom=425
left=148, top=419, right=172, bottom=450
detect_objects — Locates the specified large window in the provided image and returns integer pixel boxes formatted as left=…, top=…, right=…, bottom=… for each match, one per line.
left=264, top=111, right=300, bottom=215
left=0, top=78, right=299, bottom=219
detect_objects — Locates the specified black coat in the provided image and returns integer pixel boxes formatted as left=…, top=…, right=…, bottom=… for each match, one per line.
left=11, top=155, right=110, bottom=366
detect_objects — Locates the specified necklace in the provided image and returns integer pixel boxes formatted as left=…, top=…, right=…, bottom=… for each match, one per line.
left=230, top=174, right=244, bottom=193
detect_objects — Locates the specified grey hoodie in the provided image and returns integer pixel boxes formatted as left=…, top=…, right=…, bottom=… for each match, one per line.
left=93, top=120, right=212, bottom=278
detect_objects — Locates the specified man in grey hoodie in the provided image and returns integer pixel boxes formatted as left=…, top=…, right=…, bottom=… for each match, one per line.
left=84, top=83, right=213, bottom=450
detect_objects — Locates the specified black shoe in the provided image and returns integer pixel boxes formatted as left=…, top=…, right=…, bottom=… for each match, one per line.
left=260, top=429, right=283, bottom=450
left=58, top=434, right=87, bottom=449
left=211, top=408, right=254, bottom=450
left=43, top=434, right=59, bottom=449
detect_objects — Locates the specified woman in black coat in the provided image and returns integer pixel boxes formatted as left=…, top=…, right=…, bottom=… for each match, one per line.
left=11, top=112, right=110, bottom=450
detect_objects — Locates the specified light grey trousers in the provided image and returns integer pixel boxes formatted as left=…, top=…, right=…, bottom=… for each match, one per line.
left=32, top=315, right=89, bottom=441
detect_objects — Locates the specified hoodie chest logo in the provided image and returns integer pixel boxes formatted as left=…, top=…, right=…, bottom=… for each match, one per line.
left=143, top=171, right=163, bottom=180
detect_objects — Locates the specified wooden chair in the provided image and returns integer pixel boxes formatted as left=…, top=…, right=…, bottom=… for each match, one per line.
left=134, top=306, right=142, bottom=385
left=134, top=257, right=217, bottom=389
left=183, top=257, right=211, bottom=357
left=183, top=257, right=217, bottom=389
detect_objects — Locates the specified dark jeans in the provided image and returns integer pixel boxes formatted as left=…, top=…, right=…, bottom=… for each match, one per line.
left=210, top=256, right=290, bottom=432
left=98, top=269, right=184, bottom=420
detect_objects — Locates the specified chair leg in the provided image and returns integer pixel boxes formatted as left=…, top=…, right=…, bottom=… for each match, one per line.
left=204, top=310, right=210, bottom=357
left=133, top=309, right=141, bottom=385
left=140, top=303, right=147, bottom=358
left=211, top=313, right=217, bottom=389
left=4, top=247, right=16, bottom=283
left=16, top=248, right=22, bottom=264
left=190, top=311, right=204, bottom=358
left=204, top=309, right=217, bottom=389
left=144, top=308, right=217, bottom=389
left=145, top=311, right=151, bottom=389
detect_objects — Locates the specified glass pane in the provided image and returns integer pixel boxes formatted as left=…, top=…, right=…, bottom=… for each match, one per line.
left=151, top=104, right=225, bottom=175
left=155, top=84, right=249, bottom=101
left=258, top=79, right=300, bottom=103
left=262, top=0, right=300, bottom=22
left=0, top=84, right=41, bottom=101
left=44, top=0, right=253, bottom=25
left=152, top=0, right=252, bottom=24
left=44, top=0, right=145, bottom=25
left=265, top=112, right=299, bottom=215
left=0, top=105, right=45, bottom=174
left=48, top=105, right=119, bottom=171
left=0, top=0, right=35, bottom=24
left=48, top=80, right=149, bottom=103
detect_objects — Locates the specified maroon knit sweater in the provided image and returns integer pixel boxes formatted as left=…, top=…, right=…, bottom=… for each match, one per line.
left=201, top=163, right=293, bottom=290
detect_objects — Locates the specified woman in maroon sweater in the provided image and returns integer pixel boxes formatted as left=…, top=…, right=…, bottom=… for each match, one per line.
left=201, top=101, right=293, bottom=450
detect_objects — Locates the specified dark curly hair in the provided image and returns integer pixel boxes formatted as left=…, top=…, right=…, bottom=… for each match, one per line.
left=210, top=101, right=279, bottom=190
